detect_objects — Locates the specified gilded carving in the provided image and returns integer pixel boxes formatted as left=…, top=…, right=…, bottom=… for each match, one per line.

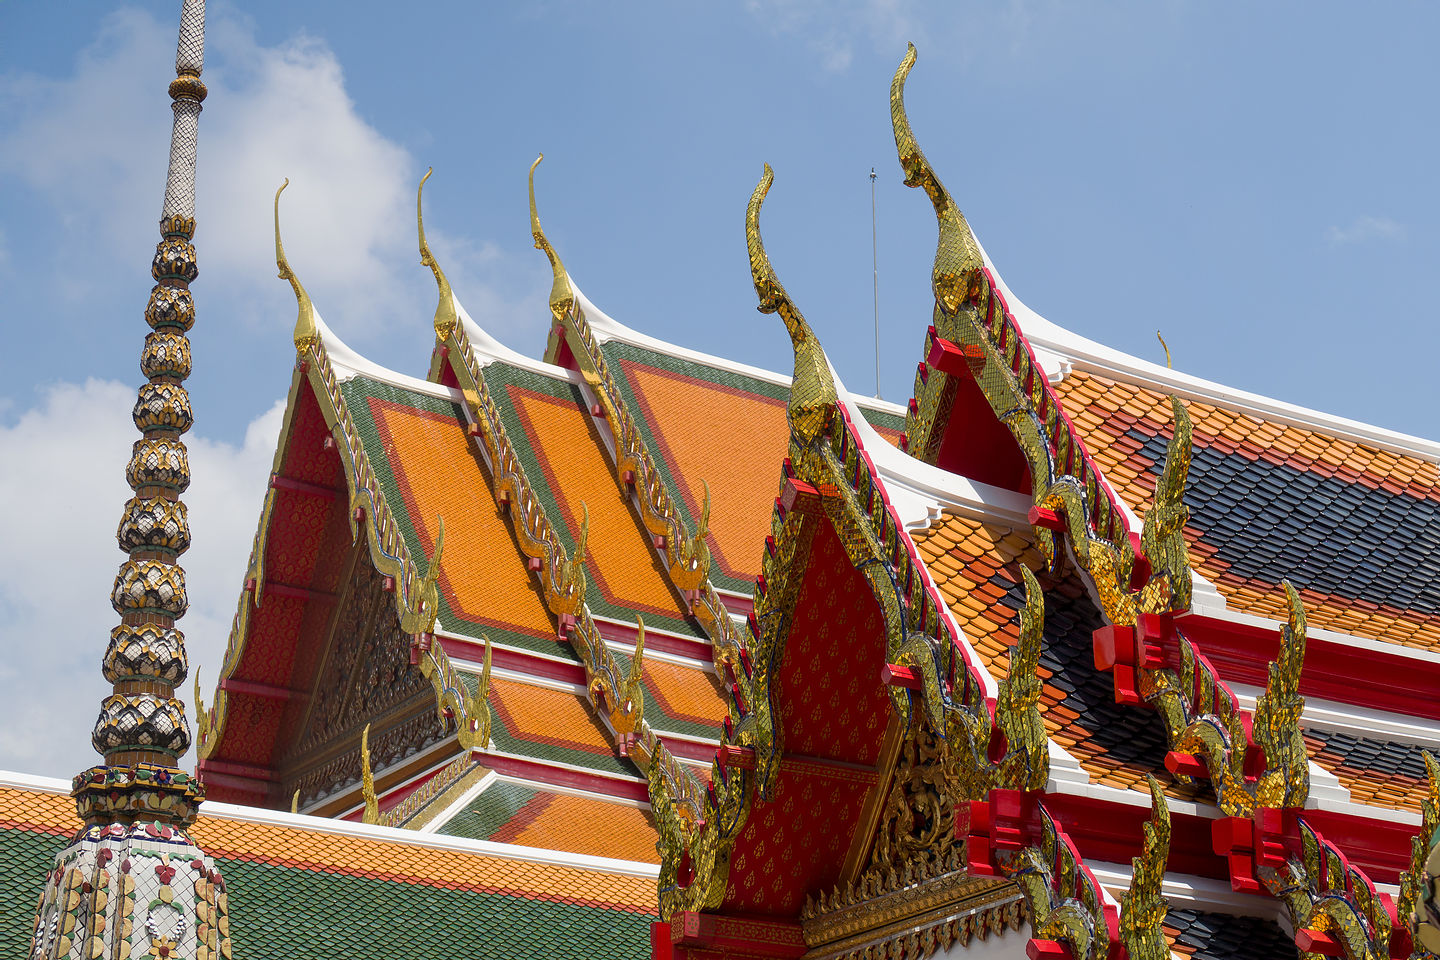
left=1119, top=778, right=1171, bottom=960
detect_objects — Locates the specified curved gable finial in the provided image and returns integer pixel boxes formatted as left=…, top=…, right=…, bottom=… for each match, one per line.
left=417, top=168, right=459, bottom=341
left=745, top=164, right=837, bottom=445
left=891, top=43, right=985, bottom=315
left=274, top=179, right=318, bottom=355
left=529, top=154, right=575, bottom=323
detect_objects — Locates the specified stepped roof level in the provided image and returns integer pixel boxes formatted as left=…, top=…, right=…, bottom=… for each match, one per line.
left=7, top=20, right=1440, bottom=960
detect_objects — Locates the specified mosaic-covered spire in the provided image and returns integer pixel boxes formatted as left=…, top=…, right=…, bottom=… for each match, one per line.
left=29, top=3, right=232, bottom=958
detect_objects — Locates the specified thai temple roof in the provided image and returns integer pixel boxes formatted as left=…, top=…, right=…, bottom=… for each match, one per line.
left=10, top=7, right=1440, bottom=960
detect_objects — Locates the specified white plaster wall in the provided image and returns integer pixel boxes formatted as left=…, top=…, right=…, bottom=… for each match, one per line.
left=932, top=925, right=1028, bottom=959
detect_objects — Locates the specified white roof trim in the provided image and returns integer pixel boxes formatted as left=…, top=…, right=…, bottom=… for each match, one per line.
left=1086, top=861, right=1284, bottom=920
left=0, top=769, right=659, bottom=877
left=455, top=299, right=574, bottom=380
left=975, top=235, right=1440, bottom=463
left=571, top=283, right=907, bottom=418
left=314, top=312, right=462, bottom=402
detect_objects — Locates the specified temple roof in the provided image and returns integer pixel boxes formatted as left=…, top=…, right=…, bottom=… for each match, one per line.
left=0, top=774, right=656, bottom=960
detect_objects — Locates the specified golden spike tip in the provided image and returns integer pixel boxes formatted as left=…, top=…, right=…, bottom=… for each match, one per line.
left=291, top=789, right=300, bottom=814
left=418, top=167, right=459, bottom=340
left=746, top=164, right=785, bottom=315
left=528, top=154, right=574, bottom=321
left=275, top=179, right=319, bottom=355
left=1157, top=331, right=1172, bottom=369
left=890, top=43, right=984, bottom=314
left=360, top=723, right=379, bottom=824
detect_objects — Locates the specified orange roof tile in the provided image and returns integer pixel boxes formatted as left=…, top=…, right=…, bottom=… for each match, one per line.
left=368, top=397, right=554, bottom=640
left=510, top=386, right=687, bottom=620
left=622, top=361, right=789, bottom=582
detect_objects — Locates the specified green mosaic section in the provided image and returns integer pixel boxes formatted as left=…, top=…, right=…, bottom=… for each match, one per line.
left=478, top=362, right=701, bottom=640
left=0, top=827, right=65, bottom=955
left=437, top=779, right=539, bottom=840
left=458, top=670, right=641, bottom=779
left=0, top=826, right=651, bottom=960
left=222, top=856, right=652, bottom=960
left=337, top=376, right=579, bottom=664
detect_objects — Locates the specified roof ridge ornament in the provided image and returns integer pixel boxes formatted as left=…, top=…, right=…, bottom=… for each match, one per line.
left=529, top=154, right=575, bottom=325
left=417, top=167, right=459, bottom=341
left=746, top=164, right=838, bottom=447
left=275, top=179, right=319, bottom=355
left=891, top=43, right=984, bottom=315
left=359, top=723, right=380, bottom=824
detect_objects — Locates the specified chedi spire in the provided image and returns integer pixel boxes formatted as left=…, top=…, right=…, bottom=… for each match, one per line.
left=28, top=2, right=232, bottom=958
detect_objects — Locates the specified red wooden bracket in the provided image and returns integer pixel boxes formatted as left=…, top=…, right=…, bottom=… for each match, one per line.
left=1028, top=504, right=1065, bottom=531
left=589, top=403, right=603, bottom=417
left=1092, top=625, right=1133, bottom=671
left=526, top=557, right=543, bottom=572
left=617, top=733, right=638, bottom=758
left=779, top=475, right=837, bottom=516
left=351, top=506, right=365, bottom=524
left=322, top=435, right=336, bottom=452
left=382, top=576, right=396, bottom=593
left=556, top=613, right=575, bottom=640
left=652, top=534, right=667, bottom=551
left=1165, top=751, right=1209, bottom=778
left=879, top=663, right=924, bottom=690
left=1294, top=930, right=1345, bottom=957
left=1025, top=941, right=1071, bottom=960
left=623, top=469, right=636, bottom=485
left=926, top=328, right=984, bottom=378
left=716, top=745, right=757, bottom=771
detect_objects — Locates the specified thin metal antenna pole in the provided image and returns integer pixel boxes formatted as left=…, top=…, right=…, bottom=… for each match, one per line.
left=870, top=167, right=881, bottom=400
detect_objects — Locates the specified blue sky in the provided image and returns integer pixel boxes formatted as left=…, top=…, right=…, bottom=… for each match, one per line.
left=1, top=1, right=1435, bottom=777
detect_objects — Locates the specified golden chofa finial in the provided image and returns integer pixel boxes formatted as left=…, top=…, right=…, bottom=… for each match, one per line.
left=417, top=168, right=459, bottom=342
left=529, top=154, right=575, bottom=324
left=890, top=44, right=985, bottom=316
left=274, top=179, right=318, bottom=355
left=746, top=165, right=837, bottom=445
left=1156, top=331, right=1173, bottom=369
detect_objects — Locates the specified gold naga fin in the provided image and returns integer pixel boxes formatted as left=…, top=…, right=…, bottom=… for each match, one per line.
left=574, top=502, right=589, bottom=567
left=402, top=515, right=445, bottom=634
left=417, top=167, right=460, bottom=341
left=359, top=723, right=379, bottom=824
left=1140, top=395, right=1193, bottom=613
left=995, top=565, right=1048, bottom=791
left=1119, top=776, right=1172, bottom=959
left=694, top=480, right=711, bottom=543
left=529, top=154, right=575, bottom=323
left=890, top=44, right=984, bottom=315
left=625, top=615, right=647, bottom=706
left=290, top=790, right=300, bottom=815
left=274, top=179, right=319, bottom=355
left=746, top=164, right=837, bottom=444
left=473, top=635, right=493, bottom=747
left=192, top=667, right=209, bottom=748
left=1156, top=331, right=1173, bottom=369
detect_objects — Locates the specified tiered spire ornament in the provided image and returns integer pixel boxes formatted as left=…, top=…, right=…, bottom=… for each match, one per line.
left=29, top=3, right=232, bottom=958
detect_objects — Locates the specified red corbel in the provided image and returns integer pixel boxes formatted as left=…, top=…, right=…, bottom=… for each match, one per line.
left=1294, top=930, right=1345, bottom=957
left=925, top=327, right=984, bottom=379
left=879, top=663, right=923, bottom=690
left=1028, top=504, right=1066, bottom=531
left=716, top=745, right=756, bottom=771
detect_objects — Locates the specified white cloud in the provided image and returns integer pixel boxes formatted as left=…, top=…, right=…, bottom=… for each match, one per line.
left=0, top=380, right=282, bottom=778
left=1326, top=215, right=1406, bottom=247
left=0, top=7, right=415, bottom=338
